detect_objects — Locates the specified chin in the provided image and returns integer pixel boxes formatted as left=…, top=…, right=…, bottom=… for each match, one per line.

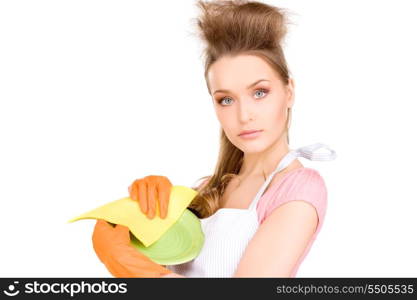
left=237, top=142, right=267, bottom=154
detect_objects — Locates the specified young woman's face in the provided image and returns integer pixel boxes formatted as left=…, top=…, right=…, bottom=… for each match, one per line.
left=207, top=54, right=294, bottom=153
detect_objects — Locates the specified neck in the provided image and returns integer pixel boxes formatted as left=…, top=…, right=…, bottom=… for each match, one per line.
left=238, top=138, right=290, bottom=180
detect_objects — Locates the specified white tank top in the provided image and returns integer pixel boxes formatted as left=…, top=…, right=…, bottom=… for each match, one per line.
left=167, top=143, right=337, bottom=277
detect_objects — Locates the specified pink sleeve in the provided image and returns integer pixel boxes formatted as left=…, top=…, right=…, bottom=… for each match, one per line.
left=257, top=168, right=328, bottom=231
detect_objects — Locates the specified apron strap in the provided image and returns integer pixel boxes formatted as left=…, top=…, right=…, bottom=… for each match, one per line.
left=248, top=142, right=337, bottom=211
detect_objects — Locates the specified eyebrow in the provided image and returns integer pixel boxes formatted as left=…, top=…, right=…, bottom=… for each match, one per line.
left=212, top=79, right=270, bottom=95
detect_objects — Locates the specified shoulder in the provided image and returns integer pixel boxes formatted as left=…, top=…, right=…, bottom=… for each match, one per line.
left=257, top=167, right=328, bottom=226
left=234, top=168, right=327, bottom=277
left=283, top=167, right=327, bottom=201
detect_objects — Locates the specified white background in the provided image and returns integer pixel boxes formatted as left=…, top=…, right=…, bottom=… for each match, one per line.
left=0, top=0, right=416, bottom=277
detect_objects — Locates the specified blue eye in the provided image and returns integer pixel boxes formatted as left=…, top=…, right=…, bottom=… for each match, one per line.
left=217, top=88, right=269, bottom=106
left=254, top=88, right=268, bottom=99
left=218, top=97, right=233, bottom=105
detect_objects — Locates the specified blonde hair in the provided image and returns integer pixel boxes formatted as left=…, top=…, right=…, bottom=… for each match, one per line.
left=188, top=0, right=293, bottom=218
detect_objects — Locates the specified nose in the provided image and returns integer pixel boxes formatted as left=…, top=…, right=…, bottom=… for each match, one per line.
left=237, top=98, right=255, bottom=123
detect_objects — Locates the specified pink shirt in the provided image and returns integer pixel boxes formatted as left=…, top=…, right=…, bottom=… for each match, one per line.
left=255, top=167, right=327, bottom=276
left=196, top=167, right=327, bottom=276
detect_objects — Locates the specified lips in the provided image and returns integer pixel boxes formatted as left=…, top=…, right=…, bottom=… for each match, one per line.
left=238, top=129, right=262, bottom=136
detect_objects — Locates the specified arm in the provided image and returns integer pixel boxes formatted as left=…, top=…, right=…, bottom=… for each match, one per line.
left=233, top=200, right=319, bottom=277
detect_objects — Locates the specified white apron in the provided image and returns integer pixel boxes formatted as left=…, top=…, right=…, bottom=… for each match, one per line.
left=167, top=143, right=337, bottom=277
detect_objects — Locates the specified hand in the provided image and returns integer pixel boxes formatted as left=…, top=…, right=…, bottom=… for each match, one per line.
left=128, top=175, right=172, bottom=219
left=92, top=219, right=173, bottom=278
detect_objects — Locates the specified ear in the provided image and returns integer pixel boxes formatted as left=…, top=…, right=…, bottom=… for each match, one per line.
left=286, top=78, right=295, bottom=108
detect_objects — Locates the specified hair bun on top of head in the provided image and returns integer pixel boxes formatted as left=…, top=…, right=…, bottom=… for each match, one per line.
left=192, top=0, right=291, bottom=54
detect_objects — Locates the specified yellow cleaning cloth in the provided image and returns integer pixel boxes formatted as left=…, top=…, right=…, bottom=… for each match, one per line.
left=68, top=185, right=197, bottom=247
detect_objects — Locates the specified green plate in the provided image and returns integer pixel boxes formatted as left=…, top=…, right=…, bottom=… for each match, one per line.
left=129, top=209, right=205, bottom=265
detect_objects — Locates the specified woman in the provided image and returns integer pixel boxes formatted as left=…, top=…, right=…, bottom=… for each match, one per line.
left=92, top=0, right=337, bottom=278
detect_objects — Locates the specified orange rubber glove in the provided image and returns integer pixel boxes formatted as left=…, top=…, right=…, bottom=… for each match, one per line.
left=128, top=175, right=172, bottom=219
left=92, top=219, right=173, bottom=278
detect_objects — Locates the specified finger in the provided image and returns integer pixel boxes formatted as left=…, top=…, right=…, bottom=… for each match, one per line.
left=130, top=181, right=139, bottom=202
left=93, top=220, right=113, bottom=244
left=147, top=180, right=157, bottom=219
left=114, top=224, right=131, bottom=244
left=158, top=185, right=171, bottom=219
left=114, top=224, right=130, bottom=236
left=154, top=176, right=170, bottom=219
left=95, top=219, right=112, bottom=231
left=137, top=180, right=148, bottom=214
left=160, top=175, right=172, bottom=186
